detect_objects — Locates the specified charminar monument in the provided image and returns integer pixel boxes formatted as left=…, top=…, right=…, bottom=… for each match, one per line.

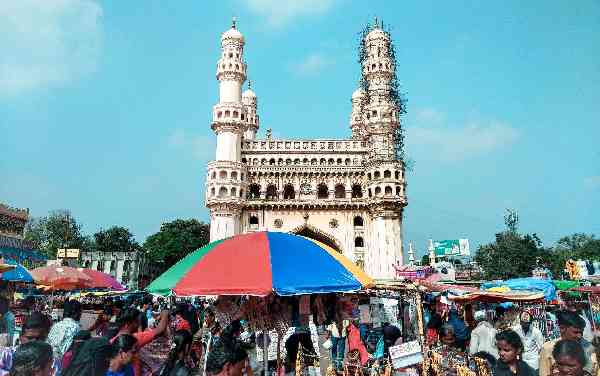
left=205, top=19, right=408, bottom=279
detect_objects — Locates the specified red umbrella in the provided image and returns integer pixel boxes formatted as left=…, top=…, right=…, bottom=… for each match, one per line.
left=80, top=269, right=125, bottom=290
left=30, top=265, right=92, bottom=290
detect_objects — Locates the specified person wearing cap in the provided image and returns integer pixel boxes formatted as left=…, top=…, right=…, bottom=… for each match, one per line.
left=512, top=311, right=544, bottom=371
left=539, top=310, right=596, bottom=376
left=469, top=310, right=498, bottom=358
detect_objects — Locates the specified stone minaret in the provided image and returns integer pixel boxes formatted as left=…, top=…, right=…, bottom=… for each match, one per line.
left=360, top=21, right=408, bottom=279
left=206, top=19, right=248, bottom=241
left=242, top=81, right=259, bottom=140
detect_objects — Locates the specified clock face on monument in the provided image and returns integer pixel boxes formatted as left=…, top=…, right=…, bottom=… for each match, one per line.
left=300, top=183, right=311, bottom=195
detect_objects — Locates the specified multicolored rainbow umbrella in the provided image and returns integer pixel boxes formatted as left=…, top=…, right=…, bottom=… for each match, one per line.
left=146, top=231, right=373, bottom=297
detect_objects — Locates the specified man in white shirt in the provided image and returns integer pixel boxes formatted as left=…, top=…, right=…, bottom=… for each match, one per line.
left=469, top=310, right=498, bottom=358
left=512, top=311, right=544, bottom=371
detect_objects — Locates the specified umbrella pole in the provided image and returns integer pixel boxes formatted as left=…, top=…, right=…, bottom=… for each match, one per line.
left=263, top=328, right=269, bottom=376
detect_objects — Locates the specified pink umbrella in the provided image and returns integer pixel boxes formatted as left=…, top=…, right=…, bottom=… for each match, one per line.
left=80, top=269, right=126, bottom=290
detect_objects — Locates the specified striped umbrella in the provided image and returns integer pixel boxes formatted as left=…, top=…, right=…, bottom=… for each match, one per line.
left=146, top=231, right=373, bottom=296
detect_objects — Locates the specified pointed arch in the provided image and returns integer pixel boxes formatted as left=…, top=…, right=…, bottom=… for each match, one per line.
left=290, top=224, right=342, bottom=253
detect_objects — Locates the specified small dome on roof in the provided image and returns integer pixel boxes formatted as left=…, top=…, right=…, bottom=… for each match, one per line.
left=243, top=88, right=256, bottom=98
left=221, top=27, right=244, bottom=43
left=352, top=87, right=365, bottom=99
left=366, top=27, right=388, bottom=41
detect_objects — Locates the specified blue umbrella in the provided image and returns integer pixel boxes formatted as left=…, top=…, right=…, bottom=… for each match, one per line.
left=1, top=258, right=33, bottom=283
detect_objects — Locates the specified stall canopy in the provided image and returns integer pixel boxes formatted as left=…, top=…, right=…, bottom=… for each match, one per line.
left=80, top=269, right=126, bottom=291
left=448, top=289, right=545, bottom=303
left=146, top=231, right=374, bottom=297
left=481, top=277, right=556, bottom=301
left=30, top=265, right=91, bottom=290
left=0, top=258, right=33, bottom=282
left=570, top=286, right=600, bottom=294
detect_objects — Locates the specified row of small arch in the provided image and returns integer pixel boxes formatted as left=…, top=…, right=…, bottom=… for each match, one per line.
left=209, top=183, right=403, bottom=199
left=209, top=170, right=245, bottom=181
left=241, top=157, right=363, bottom=167
left=368, top=170, right=402, bottom=180
left=217, top=61, right=246, bottom=73
left=215, top=110, right=257, bottom=124
left=364, top=61, right=392, bottom=72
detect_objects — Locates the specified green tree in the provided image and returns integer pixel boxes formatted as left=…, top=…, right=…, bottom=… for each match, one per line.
left=547, top=234, right=600, bottom=277
left=94, top=226, right=140, bottom=253
left=23, top=210, right=85, bottom=257
left=474, top=209, right=549, bottom=279
left=420, top=254, right=430, bottom=266
left=143, top=219, right=210, bottom=267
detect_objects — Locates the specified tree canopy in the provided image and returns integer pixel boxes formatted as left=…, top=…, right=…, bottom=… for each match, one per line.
left=23, top=210, right=86, bottom=257
left=474, top=209, right=549, bottom=280
left=143, top=219, right=210, bottom=267
left=94, top=226, right=140, bottom=253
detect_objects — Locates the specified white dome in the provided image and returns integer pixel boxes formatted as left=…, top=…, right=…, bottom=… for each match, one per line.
left=366, top=27, right=388, bottom=41
left=242, top=88, right=256, bottom=98
left=352, top=87, right=365, bottom=99
left=221, top=27, right=244, bottom=43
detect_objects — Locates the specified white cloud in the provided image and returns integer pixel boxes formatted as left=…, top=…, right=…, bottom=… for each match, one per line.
left=241, top=0, right=337, bottom=28
left=584, top=176, right=600, bottom=190
left=291, top=53, right=334, bottom=75
left=168, top=129, right=215, bottom=161
left=407, top=109, right=519, bottom=161
left=414, top=108, right=446, bottom=125
left=0, top=0, right=103, bottom=97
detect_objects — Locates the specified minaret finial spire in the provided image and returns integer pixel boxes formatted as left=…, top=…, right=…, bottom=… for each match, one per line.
left=248, top=79, right=252, bottom=90
left=232, top=16, right=237, bottom=29
left=374, top=16, right=378, bottom=27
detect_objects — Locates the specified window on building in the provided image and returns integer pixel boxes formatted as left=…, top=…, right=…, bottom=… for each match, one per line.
left=248, top=184, right=260, bottom=199
left=355, top=237, right=364, bottom=247
left=266, top=185, right=277, bottom=200
left=219, top=170, right=227, bottom=179
left=351, top=184, right=363, bottom=198
left=375, top=186, right=382, bottom=196
left=317, top=183, right=329, bottom=199
left=334, top=184, right=345, bottom=198
left=385, top=186, right=392, bottom=196
left=354, top=216, right=364, bottom=227
left=283, top=184, right=295, bottom=199
left=230, top=187, right=237, bottom=196
left=374, top=171, right=381, bottom=179
left=231, top=171, right=238, bottom=180
left=218, top=187, right=228, bottom=197
left=269, top=158, right=275, bottom=165
left=396, top=186, right=401, bottom=196
left=249, top=215, right=259, bottom=229
left=384, top=170, right=391, bottom=178
left=395, top=171, right=400, bottom=179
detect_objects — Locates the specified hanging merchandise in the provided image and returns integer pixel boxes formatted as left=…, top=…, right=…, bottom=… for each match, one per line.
left=299, top=295, right=311, bottom=315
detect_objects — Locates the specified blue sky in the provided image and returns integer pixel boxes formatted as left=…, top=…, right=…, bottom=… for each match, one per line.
left=1, top=0, right=599, bottom=257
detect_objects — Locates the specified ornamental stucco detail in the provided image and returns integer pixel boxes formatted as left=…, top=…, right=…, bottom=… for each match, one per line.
left=204, top=19, right=408, bottom=279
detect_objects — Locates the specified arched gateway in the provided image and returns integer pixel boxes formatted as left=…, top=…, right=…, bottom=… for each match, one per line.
left=290, top=224, right=342, bottom=254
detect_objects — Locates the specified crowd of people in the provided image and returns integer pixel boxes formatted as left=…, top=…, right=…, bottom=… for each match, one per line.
left=426, top=301, right=600, bottom=376
left=0, top=296, right=255, bottom=376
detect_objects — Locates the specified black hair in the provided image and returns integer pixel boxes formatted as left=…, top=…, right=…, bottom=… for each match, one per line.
left=439, top=323, right=455, bottom=338
left=116, top=307, right=141, bottom=328
left=63, top=300, right=82, bottom=320
left=557, top=310, right=586, bottom=330
left=553, top=339, right=586, bottom=366
left=22, top=312, right=52, bottom=333
left=10, top=341, right=53, bottom=376
left=159, top=330, right=192, bottom=376
left=103, top=305, right=113, bottom=316
left=205, top=337, right=248, bottom=375
left=113, top=334, right=137, bottom=354
left=0, top=297, right=9, bottom=315
left=495, top=329, right=524, bottom=353
left=62, top=337, right=116, bottom=376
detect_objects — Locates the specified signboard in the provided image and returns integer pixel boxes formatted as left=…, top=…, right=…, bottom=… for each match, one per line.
left=434, top=239, right=470, bottom=257
left=57, top=249, right=80, bottom=258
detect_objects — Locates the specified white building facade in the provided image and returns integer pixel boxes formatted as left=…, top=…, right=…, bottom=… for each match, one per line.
left=205, top=20, right=407, bottom=279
